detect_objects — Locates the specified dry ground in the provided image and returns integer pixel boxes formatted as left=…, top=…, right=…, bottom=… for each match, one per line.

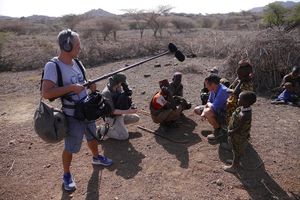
left=0, top=55, right=299, bottom=200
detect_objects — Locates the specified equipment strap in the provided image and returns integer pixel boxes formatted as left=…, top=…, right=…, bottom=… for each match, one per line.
left=62, top=104, right=76, bottom=109
left=74, top=58, right=87, bottom=81
left=40, top=58, right=87, bottom=92
left=49, top=59, right=64, bottom=87
left=86, top=122, right=110, bottom=143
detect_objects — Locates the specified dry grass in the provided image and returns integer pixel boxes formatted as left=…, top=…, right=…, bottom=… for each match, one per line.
left=223, top=29, right=300, bottom=92
left=1, top=23, right=299, bottom=95
left=0, top=28, right=256, bottom=71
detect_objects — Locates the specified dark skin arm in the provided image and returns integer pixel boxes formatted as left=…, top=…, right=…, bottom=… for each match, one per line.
left=227, top=80, right=243, bottom=95
left=228, top=111, right=251, bottom=136
left=232, top=80, right=243, bottom=96
left=164, top=97, right=177, bottom=110
left=227, top=78, right=239, bottom=93
left=177, top=84, right=183, bottom=97
left=280, top=75, right=288, bottom=88
left=161, top=88, right=177, bottom=110
left=228, top=75, right=252, bottom=95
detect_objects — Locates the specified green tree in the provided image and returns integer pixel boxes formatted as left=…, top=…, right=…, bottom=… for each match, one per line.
left=263, top=2, right=287, bottom=28
left=283, top=4, right=300, bottom=32
left=289, top=4, right=300, bottom=24
left=61, top=14, right=79, bottom=30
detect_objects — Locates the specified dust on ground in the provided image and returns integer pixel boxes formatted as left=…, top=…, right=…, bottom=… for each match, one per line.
left=0, top=56, right=299, bottom=200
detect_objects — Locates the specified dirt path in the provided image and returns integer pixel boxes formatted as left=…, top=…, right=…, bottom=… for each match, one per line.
left=0, top=57, right=299, bottom=200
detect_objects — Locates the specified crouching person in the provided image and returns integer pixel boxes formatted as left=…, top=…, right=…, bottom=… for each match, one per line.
left=101, top=73, right=140, bottom=140
left=150, top=79, right=189, bottom=127
left=223, top=91, right=256, bottom=173
left=194, top=74, right=229, bottom=141
left=42, top=29, right=112, bottom=191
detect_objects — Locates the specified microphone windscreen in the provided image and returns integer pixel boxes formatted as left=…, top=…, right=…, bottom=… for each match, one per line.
left=168, top=43, right=178, bottom=53
left=175, top=50, right=185, bottom=62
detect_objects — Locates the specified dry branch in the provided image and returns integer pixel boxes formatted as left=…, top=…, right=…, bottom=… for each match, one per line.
left=6, top=160, right=15, bottom=176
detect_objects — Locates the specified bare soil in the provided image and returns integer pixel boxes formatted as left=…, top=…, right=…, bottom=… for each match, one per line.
left=0, top=56, right=299, bottom=200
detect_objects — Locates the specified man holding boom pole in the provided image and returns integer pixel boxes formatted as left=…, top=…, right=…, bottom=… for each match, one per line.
left=41, top=29, right=112, bottom=191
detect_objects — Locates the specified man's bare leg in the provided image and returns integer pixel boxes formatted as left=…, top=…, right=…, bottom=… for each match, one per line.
left=87, top=139, right=99, bottom=157
left=203, top=108, right=220, bottom=129
left=62, top=150, right=72, bottom=174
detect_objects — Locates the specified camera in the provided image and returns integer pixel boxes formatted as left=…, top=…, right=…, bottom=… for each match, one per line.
left=112, top=83, right=134, bottom=110
left=121, top=82, right=133, bottom=96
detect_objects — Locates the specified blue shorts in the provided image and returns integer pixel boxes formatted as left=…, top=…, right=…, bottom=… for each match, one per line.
left=64, top=116, right=96, bottom=153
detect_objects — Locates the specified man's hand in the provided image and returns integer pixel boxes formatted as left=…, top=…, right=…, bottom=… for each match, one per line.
left=200, top=111, right=206, bottom=121
left=165, top=102, right=177, bottom=110
left=127, top=108, right=137, bottom=114
left=71, top=84, right=85, bottom=94
left=88, top=81, right=97, bottom=92
left=206, top=102, right=212, bottom=108
left=200, top=115, right=206, bottom=121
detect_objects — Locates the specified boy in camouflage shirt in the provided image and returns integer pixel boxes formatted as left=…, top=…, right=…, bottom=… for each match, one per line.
left=223, top=91, right=256, bottom=173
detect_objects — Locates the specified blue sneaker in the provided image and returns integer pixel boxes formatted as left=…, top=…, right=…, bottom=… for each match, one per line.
left=63, top=173, right=76, bottom=191
left=92, top=155, right=113, bottom=166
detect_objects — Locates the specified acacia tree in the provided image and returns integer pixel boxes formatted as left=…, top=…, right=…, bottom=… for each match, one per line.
left=96, top=18, right=120, bottom=41
left=263, top=2, right=287, bottom=29
left=144, top=5, right=172, bottom=38
left=124, top=9, right=148, bottom=39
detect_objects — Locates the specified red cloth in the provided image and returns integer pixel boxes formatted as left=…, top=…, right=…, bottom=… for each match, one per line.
left=151, top=92, right=167, bottom=110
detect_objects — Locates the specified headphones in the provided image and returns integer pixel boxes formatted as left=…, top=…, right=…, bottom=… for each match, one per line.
left=61, top=29, right=73, bottom=52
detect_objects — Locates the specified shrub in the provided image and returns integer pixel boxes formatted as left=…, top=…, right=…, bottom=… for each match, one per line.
left=200, top=17, right=214, bottom=28
left=263, top=2, right=287, bottom=29
left=170, top=16, right=196, bottom=32
left=0, top=19, right=28, bottom=35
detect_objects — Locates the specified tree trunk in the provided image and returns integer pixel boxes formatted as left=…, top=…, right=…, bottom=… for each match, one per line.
left=153, top=29, right=158, bottom=38
left=103, top=33, right=108, bottom=41
left=113, top=31, right=117, bottom=41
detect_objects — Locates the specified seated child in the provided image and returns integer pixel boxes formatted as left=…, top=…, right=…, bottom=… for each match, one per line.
left=169, top=72, right=192, bottom=109
left=223, top=91, right=257, bottom=173
left=271, top=66, right=300, bottom=105
left=169, top=72, right=183, bottom=97
left=150, top=79, right=190, bottom=127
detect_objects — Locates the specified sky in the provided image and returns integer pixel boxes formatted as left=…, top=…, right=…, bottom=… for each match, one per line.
left=0, top=0, right=299, bottom=17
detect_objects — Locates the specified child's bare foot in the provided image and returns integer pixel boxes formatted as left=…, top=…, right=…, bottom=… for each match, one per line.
left=223, top=165, right=238, bottom=173
left=224, top=160, right=244, bottom=168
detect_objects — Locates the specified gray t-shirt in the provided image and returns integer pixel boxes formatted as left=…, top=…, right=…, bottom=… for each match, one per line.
left=43, top=57, right=88, bottom=116
left=101, top=85, right=115, bottom=112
